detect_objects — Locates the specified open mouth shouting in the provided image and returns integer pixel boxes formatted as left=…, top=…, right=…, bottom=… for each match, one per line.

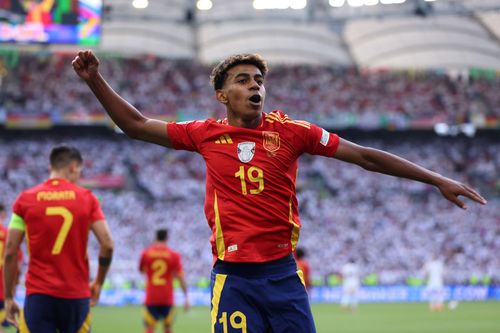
left=249, top=94, right=262, bottom=107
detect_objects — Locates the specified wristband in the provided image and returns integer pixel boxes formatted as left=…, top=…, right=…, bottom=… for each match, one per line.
left=98, top=256, right=112, bottom=267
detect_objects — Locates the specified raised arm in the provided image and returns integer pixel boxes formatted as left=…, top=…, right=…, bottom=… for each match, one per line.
left=89, top=219, right=114, bottom=306
left=333, top=138, right=487, bottom=209
left=72, top=50, right=172, bottom=147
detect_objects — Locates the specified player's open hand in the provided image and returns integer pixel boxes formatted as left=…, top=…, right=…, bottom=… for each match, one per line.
left=5, top=298, right=20, bottom=328
left=90, top=281, right=102, bottom=306
left=437, top=177, right=487, bottom=209
left=72, top=50, right=100, bottom=81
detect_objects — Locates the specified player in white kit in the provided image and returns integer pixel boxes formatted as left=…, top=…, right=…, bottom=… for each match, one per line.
left=423, top=256, right=445, bottom=311
left=341, top=259, right=360, bottom=311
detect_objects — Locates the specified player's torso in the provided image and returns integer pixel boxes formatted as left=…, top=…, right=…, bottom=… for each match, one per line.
left=19, top=179, right=93, bottom=295
left=199, top=119, right=300, bottom=197
left=144, top=245, right=177, bottom=304
left=197, top=117, right=304, bottom=261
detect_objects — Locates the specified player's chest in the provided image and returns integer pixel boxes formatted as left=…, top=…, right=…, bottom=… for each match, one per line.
left=199, top=130, right=297, bottom=173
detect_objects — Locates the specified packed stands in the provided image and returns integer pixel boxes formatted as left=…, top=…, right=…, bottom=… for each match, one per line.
left=0, top=134, right=498, bottom=286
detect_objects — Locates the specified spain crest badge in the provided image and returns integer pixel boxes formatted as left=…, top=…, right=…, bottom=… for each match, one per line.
left=262, top=131, right=280, bottom=152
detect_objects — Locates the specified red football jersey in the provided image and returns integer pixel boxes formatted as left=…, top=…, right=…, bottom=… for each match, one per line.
left=0, top=225, right=23, bottom=301
left=11, top=178, right=105, bottom=298
left=139, top=243, right=183, bottom=306
left=167, top=110, right=339, bottom=263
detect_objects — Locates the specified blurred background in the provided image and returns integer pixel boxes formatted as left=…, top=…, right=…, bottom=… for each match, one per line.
left=0, top=0, right=499, bottom=331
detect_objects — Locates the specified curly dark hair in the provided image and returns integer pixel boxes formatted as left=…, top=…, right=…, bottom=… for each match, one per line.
left=210, top=54, right=268, bottom=90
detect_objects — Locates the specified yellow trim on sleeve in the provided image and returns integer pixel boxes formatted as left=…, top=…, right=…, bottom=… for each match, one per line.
left=214, top=191, right=225, bottom=260
left=211, top=274, right=228, bottom=333
left=9, top=213, right=26, bottom=231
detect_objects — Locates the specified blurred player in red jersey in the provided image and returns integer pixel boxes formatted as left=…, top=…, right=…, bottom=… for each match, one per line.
left=3, top=145, right=114, bottom=333
left=73, top=51, right=486, bottom=333
left=139, top=228, right=189, bottom=333
left=0, top=204, right=23, bottom=333
left=295, top=247, right=312, bottom=290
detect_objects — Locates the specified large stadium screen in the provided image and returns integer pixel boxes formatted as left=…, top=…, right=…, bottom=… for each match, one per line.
left=0, top=0, right=102, bottom=45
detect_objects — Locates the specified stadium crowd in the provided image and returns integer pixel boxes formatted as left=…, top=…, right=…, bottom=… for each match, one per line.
left=2, top=53, right=500, bottom=128
left=0, top=135, right=498, bottom=286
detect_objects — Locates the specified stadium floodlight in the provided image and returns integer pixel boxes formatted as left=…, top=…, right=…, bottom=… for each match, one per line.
left=364, top=0, right=379, bottom=6
left=197, top=0, right=213, bottom=10
left=380, top=0, right=406, bottom=4
left=132, top=0, right=148, bottom=9
left=329, top=0, right=346, bottom=7
left=347, top=0, right=364, bottom=7
left=291, top=0, right=307, bottom=9
left=253, top=0, right=307, bottom=10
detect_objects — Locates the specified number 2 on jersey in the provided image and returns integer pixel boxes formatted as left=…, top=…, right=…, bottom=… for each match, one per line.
left=234, top=166, right=264, bottom=195
left=46, top=206, right=74, bottom=255
left=151, top=259, right=168, bottom=286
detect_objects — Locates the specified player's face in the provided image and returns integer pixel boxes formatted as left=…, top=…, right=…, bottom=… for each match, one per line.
left=217, top=64, right=266, bottom=124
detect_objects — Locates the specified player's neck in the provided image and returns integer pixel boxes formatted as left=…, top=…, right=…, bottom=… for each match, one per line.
left=226, top=111, right=262, bottom=129
left=49, top=171, right=72, bottom=182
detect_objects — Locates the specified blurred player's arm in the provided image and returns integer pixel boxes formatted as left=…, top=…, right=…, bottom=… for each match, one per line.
left=3, top=227, right=24, bottom=327
left=175, top=271, right=190, bottom=312
left=333, top=138, right=487, bottom=209
left=138, top=251, right=147, bottom=274
left=89, top=219, right=114, bottom=306
left=72, top=50, right=172, bottom=147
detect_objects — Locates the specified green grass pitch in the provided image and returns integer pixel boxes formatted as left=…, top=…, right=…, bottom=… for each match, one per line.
left=81, top=302, right=499, bottom=332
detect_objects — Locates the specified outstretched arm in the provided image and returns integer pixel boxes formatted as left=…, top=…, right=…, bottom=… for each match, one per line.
left=72, top=50, right=172, bottom=147
left=333, top=138, right=487, bottom=209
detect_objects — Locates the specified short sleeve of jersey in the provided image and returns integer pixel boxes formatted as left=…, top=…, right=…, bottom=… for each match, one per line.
left=11, top=192, right=25, bottom=219
left=89, top=192, right=105, bottom=224
left=167, top=120, right=207, bottom=152
left=300, top=122, right=340, bottom=157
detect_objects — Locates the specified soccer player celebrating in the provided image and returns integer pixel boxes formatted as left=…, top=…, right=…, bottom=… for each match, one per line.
left=73, top=50, right=486, bottom=333
left=139, top=229, right=189, bottom=333
left=3, top=145, right=114, bottom=332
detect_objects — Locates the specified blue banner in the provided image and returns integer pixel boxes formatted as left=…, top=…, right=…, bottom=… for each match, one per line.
left=13, top=286, right=500, bottom=306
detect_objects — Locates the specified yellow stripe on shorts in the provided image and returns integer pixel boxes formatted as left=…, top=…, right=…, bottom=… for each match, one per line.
left=164, top=307, right=176, bottom=327
left=77, top=312, right=92, bottom=333
left=143, top=308, right=157, bottom=327
left=19, top=310, right=30, bottom=333
left=211, top=274, right=227, bottom=333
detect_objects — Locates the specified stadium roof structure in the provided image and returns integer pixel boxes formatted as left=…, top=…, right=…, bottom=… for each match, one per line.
left=22, top=0, right=500, bottom=69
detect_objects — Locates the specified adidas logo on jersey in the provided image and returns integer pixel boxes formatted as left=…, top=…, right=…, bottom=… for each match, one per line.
left=215, top=134, right=233, bottom=144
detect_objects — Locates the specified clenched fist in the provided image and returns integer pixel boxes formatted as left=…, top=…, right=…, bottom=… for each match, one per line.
left=72, top=50, right=100, bottom=81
